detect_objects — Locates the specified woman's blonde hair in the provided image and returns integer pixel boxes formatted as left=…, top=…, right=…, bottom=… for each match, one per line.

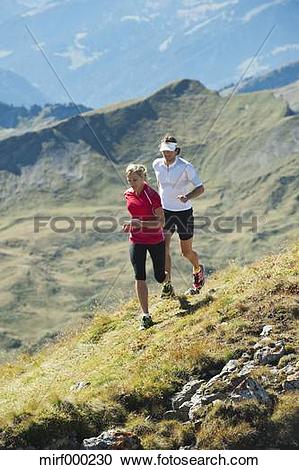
left=125, top=163, right=147, bottom=179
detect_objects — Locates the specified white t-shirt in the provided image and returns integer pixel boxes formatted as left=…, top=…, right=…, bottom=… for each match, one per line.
left=152, top=156, right=203, bottom=211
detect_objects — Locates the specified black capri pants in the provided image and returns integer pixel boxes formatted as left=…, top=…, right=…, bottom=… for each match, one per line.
left=129, top=241, right=166, bottom=283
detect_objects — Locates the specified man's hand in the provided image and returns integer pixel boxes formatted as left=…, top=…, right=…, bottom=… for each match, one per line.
left=177, top=194, right=188, bottom=203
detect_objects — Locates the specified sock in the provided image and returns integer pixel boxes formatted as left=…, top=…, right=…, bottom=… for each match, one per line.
left=193, top=265, right=201, bottom=274
left=142, top=312, right=150, bottom=317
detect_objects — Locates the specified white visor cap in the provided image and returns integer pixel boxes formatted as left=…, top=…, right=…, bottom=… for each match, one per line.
left=159, top=142, right=177, bottom=152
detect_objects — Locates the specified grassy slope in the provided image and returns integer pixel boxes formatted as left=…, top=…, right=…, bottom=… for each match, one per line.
left=274, top=80, right=299, bottom=112
left=0, top=242, right=298, bottom=450
left=0, top=79, right=298, bottom=362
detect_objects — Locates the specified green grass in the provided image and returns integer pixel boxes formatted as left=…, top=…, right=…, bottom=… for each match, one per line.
left=0, top=78, right=298, bottom=365
left=0, top=242, right=298, bottom=449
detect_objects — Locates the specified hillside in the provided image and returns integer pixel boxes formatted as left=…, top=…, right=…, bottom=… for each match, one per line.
left=0, top=68, right=47, bottom=107
left=274, top=80, right=299, bottom=113
left=0, top=242, right=298, bottom=450
left=237, top=61, right=299, bottom=95
left=0, top=101, right=91, bottom=130
left=0, top=78, right=298, bottom=363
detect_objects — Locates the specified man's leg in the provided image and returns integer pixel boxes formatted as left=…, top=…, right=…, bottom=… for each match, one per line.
left=178, top=209, right=205, bottom=294
left=179, top=237, right=200, bottom=270
left=180, top=238, right=205, bottom=293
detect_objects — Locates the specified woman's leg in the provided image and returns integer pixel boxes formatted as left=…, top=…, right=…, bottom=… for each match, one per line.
left=129, top=244, right=149, bottom=313
left=164, top=232, right=173, bottom=282
left=136, top=281, right=148, bottom=313
left=148, top=241, right=167, bottom=283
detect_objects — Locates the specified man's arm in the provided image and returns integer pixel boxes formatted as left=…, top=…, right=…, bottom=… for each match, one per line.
left=186, top=184, right=204, bottom=200
left=177, top=185, right=204, bottom=203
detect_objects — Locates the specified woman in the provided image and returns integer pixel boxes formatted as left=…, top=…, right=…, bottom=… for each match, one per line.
left=123, top=163, right=169, bottom=330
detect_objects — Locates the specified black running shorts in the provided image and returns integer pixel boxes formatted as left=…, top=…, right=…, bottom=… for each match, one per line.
left=163, top=208, right=194, bottom=241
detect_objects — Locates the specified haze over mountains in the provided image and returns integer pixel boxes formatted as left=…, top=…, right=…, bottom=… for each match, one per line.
left=0, top=77, right=298, bottom=362
left=0, top=0, right=299, bottom=107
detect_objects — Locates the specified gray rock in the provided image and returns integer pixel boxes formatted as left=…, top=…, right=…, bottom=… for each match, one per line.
left=229, top=377, right=272, bottom=405
left=221, top=359, right=239, bottom=374
left=260, top=325, right=273, bottom=337
left=83, top=429, right=142, bottom=450
left=70, top=381, right=90, bottom=392
left=254, top=341, right=286, bottom=365
left=172, top=379, right=204, bottom=410
left=163, top=410, right=180, bottom=420
left=188, top=391, right=225, bottom=420
left=204, top=372, right=225, bottom=388
left=238, top=361, right=256, bottom=376
left=283, top=371, right=299, bottom=391
left=241, top=352, right=252, bottom=361
left=281, top=363, right=296, bottom=374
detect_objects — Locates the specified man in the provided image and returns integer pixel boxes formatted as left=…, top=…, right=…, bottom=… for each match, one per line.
left=152, top=135, right=205, bottom=296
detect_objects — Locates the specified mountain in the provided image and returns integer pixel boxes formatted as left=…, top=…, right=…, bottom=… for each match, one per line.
left=274, top=79, right=299, bottom=113
left=0, top=101, right=92, bottom=133
left=0, top=0, right=298, bottom=107
left=0, top=78, right=298, bottom=363
left=0, top=242, right=298, bottom=449
left=237, top=61, right=299, bottom=94
left=0, top=68, right=47, bottom=106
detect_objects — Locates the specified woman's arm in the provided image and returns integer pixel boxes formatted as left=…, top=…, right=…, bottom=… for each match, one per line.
left=129, top=207, right=165, bottom=229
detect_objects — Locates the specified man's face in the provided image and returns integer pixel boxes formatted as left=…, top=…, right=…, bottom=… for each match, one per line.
left=162, top=150, right=177, bottom=161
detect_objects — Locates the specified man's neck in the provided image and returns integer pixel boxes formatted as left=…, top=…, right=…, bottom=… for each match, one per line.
left=164, top=156, right=177, bottom=167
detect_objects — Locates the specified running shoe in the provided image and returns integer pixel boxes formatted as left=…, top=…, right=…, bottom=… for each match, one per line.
left=185, top=264, right=205, bottom=295
left=160, top=281, right=175, bottom=298
left=139, top=315, right=154, bottom=330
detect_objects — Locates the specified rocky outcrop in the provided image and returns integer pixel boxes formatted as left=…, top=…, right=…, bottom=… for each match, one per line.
left=83, top=429, right=143, bottom=450
left=163, top=327, right=297, bottom=423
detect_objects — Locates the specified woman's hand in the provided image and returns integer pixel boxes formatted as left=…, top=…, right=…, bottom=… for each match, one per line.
left=122, top=219, right=141, bottom=232
left=130, top=218, right=142, bottom=228
left=122, top=223, right=131, bottom=232
left=177, top=194, right=188, bottom=203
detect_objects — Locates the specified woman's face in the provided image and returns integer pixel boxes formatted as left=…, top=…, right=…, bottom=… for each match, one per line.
left=127, top=172, right=145, bottom=192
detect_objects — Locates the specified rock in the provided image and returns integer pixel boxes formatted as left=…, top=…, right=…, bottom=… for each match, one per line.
left=179, top=445, right=196, bottom=450
left=238, top=361, right=256, bottom=376
left=221, top=359, right=239, bottom=374
left=254, top=341, right=286, bottom=365
left=164, top=401, right=193, bottom=421
left=172, top=379, right=204, bottom=410
left=241, top=352, right=252, bottom=361
left=283, top=371, right=299, bottom=391
left=280, top=364, right=294, bottom=374
left=163, top=410, right=180, bottom=420
left=260, top=325, right=273, bottom=337
left=70, top=381, right=90, bottom=392
left=229, top=377, right=272, bottom=405
left=83, top=429, right=143, bottom=450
